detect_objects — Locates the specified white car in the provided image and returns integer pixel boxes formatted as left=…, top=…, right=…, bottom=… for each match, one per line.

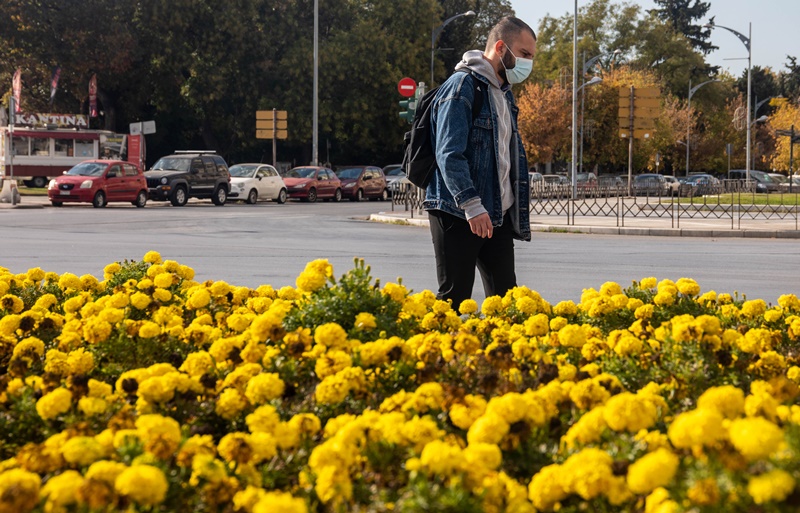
left=382, top=164, right=412, bottom=195
left=228, top=164, right=288, bottom=204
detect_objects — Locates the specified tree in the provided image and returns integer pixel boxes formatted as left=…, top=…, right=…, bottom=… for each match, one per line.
left=780, top=56, right=800, bottom=101
left=649, top=0, right=716, bottom=54
left=516, top=81, right=571, bottom=166
left=767, top=98, right=800, bottom=173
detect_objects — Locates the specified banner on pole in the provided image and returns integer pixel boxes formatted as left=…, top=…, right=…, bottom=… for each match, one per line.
left=12, top=69, right=22, bottom=113
left=89, top=74, right=98, bottom=118
left=49, top=66, right=61, bottom=105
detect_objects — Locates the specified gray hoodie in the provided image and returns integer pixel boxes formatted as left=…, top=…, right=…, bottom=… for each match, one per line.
left=454, top=50, right=515, bottom=220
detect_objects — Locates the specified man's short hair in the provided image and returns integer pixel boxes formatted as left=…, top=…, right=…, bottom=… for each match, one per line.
left=486, top=16, right=536, bottom=51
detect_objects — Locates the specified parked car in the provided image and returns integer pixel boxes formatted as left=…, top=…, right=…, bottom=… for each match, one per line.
left=48, top=160, right=148, bottom=208
left=529, top=171, right=544, bottom=184
left=779, top=176, right=800, bottom=192
left=728, top=169, right=780, bottom=193
left=542, top=174, right=569, bottom=185
left=335, top=165, right=388, bottom=201
left=683, top=174, right=721, bottom=196
left=228, top=164, right=288, bottom=204
left=145, top=151, right=230, bottom=206
left=283, top=166, right=342, bottom=202
left=768, top=173, right=788, bottom=186
left=632, top=174, right=669, bottom=196
left=598, top=175, right=625, bottom=189
left=383, top=164, right=411, bottom=195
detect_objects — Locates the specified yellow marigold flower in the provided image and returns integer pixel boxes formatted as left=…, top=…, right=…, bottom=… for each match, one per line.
left=186, top=288, right=211, bottom=309
left=639, top=277, right=657, bottom=289
left=728, top=417, right=784, bottom=460
left=523, top=313, right=549, bottom=337
left=645, top=487, right=679, bottom=513
left=741, top=299, right=767, bottom=319
left=252, top=491, right=307, bottom=513
left=697, top=385, right=745, bottom=419
left=569, top=379, right=611, bottom=410
left=675, top=278, right=701, bottom=296
left=627, top=448, right=679, bottom=494
left=36, top=387, right=73, bottom=420
left=558, top=324, right=587, bottom=348
left=764, top=309, right=783, bottom=323
left=635, top=304, right=654, bottom=320
left=748, top=469, right=795, bottom=504
left=667, top=408, right=725, bottom=449
left=778, top=294, right=800, bottom=311
left=216, top=388, right=248, bottom=420
left=787, top=366, right=800, bottom=384
left=58, top=272, right=81, bottom=290
left=245, top=373, right=285, bottom=405
left=419, top=440, right=464, bottom=476
left=528, top=464, right=567, bottom=511
left=449, top=394, right=487, bottom=430
left=653, top=291, right=675, bottom=306
left=562, top=406, right=607, bottom=449
left=61, top=436, right=107, bottom=467
left=153, top=272, right=175, bottom=289
left=137, top=320, right=161, bottom=339
left=153, top=287, right=172, bottom=302
left=41, top=469, right=83, bottom=509
left=458, top=299, right=478, bottom=315
left=246, top=405, right=281, bottom=434
left=0, top=468, right=41, bottom=512
left=115, top=464, right=168, bottom=506
left=314, top=349, right=352, bottom=379
left=463, top=442, right=502, bottom=471
left=314, top=323, right=348, bottom=349
left=136, top=414, right=182, bottom=459
left=78, top=396, right=108, bottom=416
left=314, top=464, right=353, bottom=505
left=467, top=412, right=509, bottom=445
left=26, top=267, right=46, bottom=282
left=130, top=292, right=151, bottom=310
left=738, top=328, right=773, bottom=354
left=560, top=448, right=613, bottom=500
left=0, top=314, right=21, bottom=337
left=481, top=296, right=503, bottom=316
left=603, top=392, right=659, bottom=433
left=85, top=460, right=128, bottom=486
left=353, top=312, right=377, bottom=331
left=67, top=347, right=94, bottom=375
left=142, top=251, right=162, bottom=264
left=551, top=300, right=576, bottom=317
left=599, top=281, right=623, bottom=296
left=13, top=336, right=46, bottom=359
left=0, top=294, right=24, bottom=314
left=381, top=282, right=407, bottom=302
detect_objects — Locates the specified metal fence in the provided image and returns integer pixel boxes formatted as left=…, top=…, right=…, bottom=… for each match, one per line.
left=390, top=180, right=800, bottom=230
left=529, top=182, right=800, bottom=230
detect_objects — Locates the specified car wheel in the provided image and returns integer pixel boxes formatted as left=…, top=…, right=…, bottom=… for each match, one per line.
left=306, top=188, right=317, bottom=203
left=333, top=188, right=342, bottom=202
left=212, top=186, right=227, bottom=206
left=170, top=186, right=188, bottom=207
left=92, top=191, right=107, bottom=208
left=277, top=188, right=288, bottom=204
left=133, top=190, right=147, bottom=208
left=51, top=201, right=63, bottom=207
left=32, top=176, right=47, bottom=189
left=246, top=189, right=258, bottom=204
left=379, top=188, right=388, bottom=201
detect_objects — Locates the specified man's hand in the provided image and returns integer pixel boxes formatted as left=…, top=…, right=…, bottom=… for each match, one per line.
left=468, top=213, right=493, bottom=238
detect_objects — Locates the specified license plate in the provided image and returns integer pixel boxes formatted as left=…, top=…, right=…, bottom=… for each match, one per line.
left=60, top=191, right=70, bottom=195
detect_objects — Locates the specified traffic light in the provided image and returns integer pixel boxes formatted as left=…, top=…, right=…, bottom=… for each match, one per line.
left=399, top=99, right=416, bottom=123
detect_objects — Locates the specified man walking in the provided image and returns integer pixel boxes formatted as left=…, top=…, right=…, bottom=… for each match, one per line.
left=424, top=16, right=536, bottom=309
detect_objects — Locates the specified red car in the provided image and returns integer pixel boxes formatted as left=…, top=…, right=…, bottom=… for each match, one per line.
left=335, top=165, right=388, bottom=201
left=283, top=166, right=342, bottom=202
left=48, top=160, right=148, bottom=208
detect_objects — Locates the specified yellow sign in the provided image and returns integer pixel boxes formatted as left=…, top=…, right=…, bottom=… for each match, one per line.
left=256, top=129, right=288, bottom=140
left=618, top=107, right=660, bottom=119
left=619, top=117, right=656, bottom=129
left=634, top=97, right=660, bottom=108
left=620, top=129, right=654, bottom=140
left=256, top=110, right=287, bottom=120
left=634, top=87, right=660, bottom=98
left=256, top=119, right=288, bottom=130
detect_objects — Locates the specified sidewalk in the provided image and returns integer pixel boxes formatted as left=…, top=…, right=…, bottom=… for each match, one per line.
left=369, top=208, right=800, bottom=238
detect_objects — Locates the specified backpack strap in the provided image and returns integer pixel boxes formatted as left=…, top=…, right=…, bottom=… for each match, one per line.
left=453, top=69, right=484, bottom=120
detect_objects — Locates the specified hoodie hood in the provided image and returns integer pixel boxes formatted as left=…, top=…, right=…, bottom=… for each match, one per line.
left=455, top=50, right=502, bottom=89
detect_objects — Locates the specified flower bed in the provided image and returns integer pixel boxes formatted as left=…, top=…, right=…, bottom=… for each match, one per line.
left=1, top=252, right=800, bottom=512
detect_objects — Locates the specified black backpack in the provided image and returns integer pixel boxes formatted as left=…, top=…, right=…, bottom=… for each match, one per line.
left=401, top=70, right=484, bottom=189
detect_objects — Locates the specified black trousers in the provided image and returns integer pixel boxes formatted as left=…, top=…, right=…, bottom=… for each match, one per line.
left=428, top=209, right=516, bottom=309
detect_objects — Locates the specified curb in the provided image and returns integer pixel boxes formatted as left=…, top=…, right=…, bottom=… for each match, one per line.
left=368, top=213, right=800, bottom=239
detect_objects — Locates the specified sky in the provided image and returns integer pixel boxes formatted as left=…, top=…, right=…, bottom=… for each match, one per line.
left=509, top=0, right=800, bottom=77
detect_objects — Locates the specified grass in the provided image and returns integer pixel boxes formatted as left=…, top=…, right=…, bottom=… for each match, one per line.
left=19, top=187, right=48, bottom=196
left=674, top=193, right=800, bottom=206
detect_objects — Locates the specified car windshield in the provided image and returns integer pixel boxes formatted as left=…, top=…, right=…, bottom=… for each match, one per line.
left=66, top=162, right=107, bottom=177
left=285, top=167, right=317, bottom=179
left=576, top=173, right=594, bottom=182
left=385, top=168, right=404, bottom=177
left=336, top=168, right=364, bottom=179
left=152, top=157, right=191, bottom=172
left=229, top=165, right=258, bottom=177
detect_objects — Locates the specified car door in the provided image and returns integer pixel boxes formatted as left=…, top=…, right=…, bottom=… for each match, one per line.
left=122, top=163, right=140, bottom=199
left=260, top=165, right=281, bottom=199
left=104, top=164, right=124, bottom=201
left=317, top=169, right=332, bottom=197
left=201, top=157, right=218, bottom=196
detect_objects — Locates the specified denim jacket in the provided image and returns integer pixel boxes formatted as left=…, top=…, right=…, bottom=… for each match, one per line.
left=423, top=70, right=531, bottom=242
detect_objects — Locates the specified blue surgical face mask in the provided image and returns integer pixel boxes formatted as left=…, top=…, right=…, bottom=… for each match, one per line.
left=502, top=46, right=533, bottom=84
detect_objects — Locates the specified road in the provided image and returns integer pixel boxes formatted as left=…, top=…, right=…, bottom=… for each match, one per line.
left=0, top=199, right=797, bottom=304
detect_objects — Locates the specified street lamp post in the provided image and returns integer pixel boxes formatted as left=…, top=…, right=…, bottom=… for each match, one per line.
left=706, top=20, right=751, bottom=181
left=577, top=76, right=603, bottom=174
left=312, top=0, right=319, bottom=165
left=685, top=78, right=719, bottom=176
left=750, top=114, right=769, bottom=170
left=430, top=10, right=476, bottom=87
left=571, top=0, right=578, bottom=199
left=579, top=50, right=619, bottom=174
